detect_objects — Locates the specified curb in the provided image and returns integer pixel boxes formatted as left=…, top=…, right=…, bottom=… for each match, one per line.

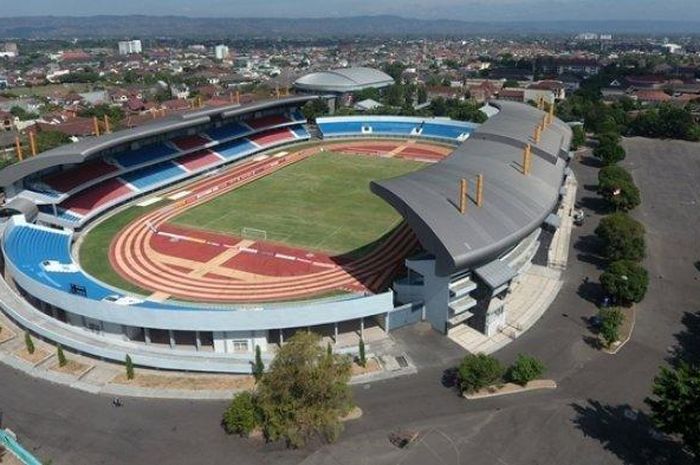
left=463, top=380, right=557, bottom=400
left=604, top=307, right=637, bottom=355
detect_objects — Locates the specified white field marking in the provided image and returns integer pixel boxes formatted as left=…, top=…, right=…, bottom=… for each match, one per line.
left=274, top=253, right=296, bottom=261
left=167, top=190, right=190, bottom=200
left=136, top=196, right=162, bottom=207
left=273, top=151, right=288, bottom=158
left=253, top=154, right=270, bottom=161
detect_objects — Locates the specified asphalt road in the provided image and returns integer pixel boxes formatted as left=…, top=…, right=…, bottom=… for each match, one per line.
left=1, top=137, right=698, bottom=465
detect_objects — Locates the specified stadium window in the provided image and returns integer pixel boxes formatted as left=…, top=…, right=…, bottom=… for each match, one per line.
left=232, top=340, right=249, bottom=352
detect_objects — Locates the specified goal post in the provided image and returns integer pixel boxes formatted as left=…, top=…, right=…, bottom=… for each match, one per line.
left=241, top=227, right=268, bottom=241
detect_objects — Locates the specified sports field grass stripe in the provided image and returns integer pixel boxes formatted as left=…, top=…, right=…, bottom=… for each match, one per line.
left=171, top=152, right=426, bottom=255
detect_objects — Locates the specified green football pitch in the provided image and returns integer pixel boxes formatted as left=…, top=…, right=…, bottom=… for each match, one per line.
left=171, top=152, right=425, bottom=255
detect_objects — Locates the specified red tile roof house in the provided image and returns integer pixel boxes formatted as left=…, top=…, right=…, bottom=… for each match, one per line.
left=36, top=117, right=96, bottom=137
left=528, top=80, right=566, bottom=100
left=633, top=90, right=672, bottom=105
left=498, top=88, right=526, bottom=102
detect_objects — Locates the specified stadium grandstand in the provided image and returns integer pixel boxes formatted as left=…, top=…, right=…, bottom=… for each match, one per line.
left=293, top=67, right=395, bottom=109
left=0, top=95, right=573, bottom=373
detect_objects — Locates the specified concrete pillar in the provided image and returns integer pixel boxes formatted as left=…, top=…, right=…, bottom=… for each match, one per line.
left=334, top=322, right=339, bottom=343
left=168, top=330, right=175, bottom=348
left=360, top=317, right=365, bottom=340
left=385, top=312, right=390, bottom=334
left=279, top=329, right=284, bottom=345
left=195, top=331, right=201, bottom=351
left=144, top=328, right=151, bottom=345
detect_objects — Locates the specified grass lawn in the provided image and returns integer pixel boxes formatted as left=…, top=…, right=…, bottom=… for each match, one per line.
left=172, top=152, right=425, bottom=255
left=79, top=201, right=167, bottom=296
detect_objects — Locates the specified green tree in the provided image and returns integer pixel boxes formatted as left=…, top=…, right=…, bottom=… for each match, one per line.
left=646, top=363, right=700, bottom=458
left=301, top=99, right=328, bottom=121
left=598, top=307, right=624, bottom=347
left=506, top=354, right=545, bottom=386
left=25, top=331, right=35, bottom=355
left=595, top=213, right=646, bottom=261
left=223, top=391, right=258, bottom=437
left=57, top=344, right=67, bottom=367
left=571, top=125, right=586, bottom=150
left=502, top=79, right=520, bottom=88
left=457, top=353, right=504, bottom=394
left=383, top=62, right=406, bottom=82
left=597, top=166, right=641, bottom=212
left=417, top=86, right=428, bottom=104
left=35, top=130, right=72, bottom=153
left=125, top=354, right=135, bottom=380
left=358, top=338, right=366, bottom=368
left=255, top=331, right=353, bottom=448
left=600, top=260, right=649, bottom=305
left=10, top=105, right=39, bottom=121
left=252, top=345, right=264, bottom=383
left=594, top=141, right=626, bottom=166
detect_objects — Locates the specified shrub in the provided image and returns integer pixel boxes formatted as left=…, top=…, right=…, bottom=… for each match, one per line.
left=594, top=142, right=626, bottom=166
left=252, top=345, right=264, bottom=383
left=223, top=391, right=258, bottom=436
left=506, top=354, right=545, bottom=386
left=571, top=125, right=586, bottom=150
left=57, top=344, right=67, bottom=367
left=125, top=354, right=134, bottom=380
left=600, top=260, right=649, bottom=305
left=457, top=353, right=504, bottom=394
left=25, top=331, right=35, bottom=354
left=599, top=307, right=624, bottom=347
left=598, top=166, right=640, bottom=212
left=595, top=213, right=645, bottom=261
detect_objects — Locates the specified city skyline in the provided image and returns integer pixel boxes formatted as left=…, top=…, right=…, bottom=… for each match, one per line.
left=1, top=0, right=699, bottom=22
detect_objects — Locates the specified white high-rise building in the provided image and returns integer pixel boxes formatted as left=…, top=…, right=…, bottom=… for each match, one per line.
left=214, top=44, right=230, bottom=60
left=118, top=40, right=143, bottom=56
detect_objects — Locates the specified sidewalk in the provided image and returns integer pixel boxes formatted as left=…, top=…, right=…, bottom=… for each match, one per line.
left=0, top=310, right=415, bottom=400
left=448, top=174, right=578, bottom=354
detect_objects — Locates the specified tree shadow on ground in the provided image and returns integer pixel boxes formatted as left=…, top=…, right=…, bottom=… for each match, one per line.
left=583, top=183, right=599, bottom=193
left=571, top=400, right=693, bottom=465
left=669, top=311, right=700, bottom=368
left=573, top=234, right=607, bottom=271
left=577, top=195, right=611, bottom=215
left=576, top=280, right=604, bottom=306
left=579, top=154, right=603, bottom=168
left=441, top=367, right=459, bottom=392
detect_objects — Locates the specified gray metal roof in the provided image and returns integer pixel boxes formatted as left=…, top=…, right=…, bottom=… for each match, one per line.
left=474, top=259, right=517, bottom=289
left=371, top=101, right=571, bottom=276
left=294, top=67, right=394, bottom=93
left=0, top=197, right=38, bottom=222
left=0, top=95, right=316, bottom=188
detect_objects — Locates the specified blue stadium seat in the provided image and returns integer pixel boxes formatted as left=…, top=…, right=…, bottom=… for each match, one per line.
left=113, top=143, right=179, bottom=168
left=368, top=121, right=418, bottom=135
left=318, top=121, right=367, bottom=136
left=291, top=125, right=310, bottom=139
left=420, top=123, right=472, bottom=140
left=205, top=122, right=251, bottom=143
left=215, top=139, right=259, bottom=160
left=119, top=161, right=186, bottom=191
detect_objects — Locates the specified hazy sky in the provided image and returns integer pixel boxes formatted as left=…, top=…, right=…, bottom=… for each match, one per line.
left=1, top=0, right=699, bottom=21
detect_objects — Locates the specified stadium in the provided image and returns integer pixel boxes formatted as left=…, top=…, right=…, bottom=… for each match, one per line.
left=0, top=71, right=573, bottom=373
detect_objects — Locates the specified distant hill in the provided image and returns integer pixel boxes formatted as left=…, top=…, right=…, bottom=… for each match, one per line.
left=0, top=15, right=698, bottom=39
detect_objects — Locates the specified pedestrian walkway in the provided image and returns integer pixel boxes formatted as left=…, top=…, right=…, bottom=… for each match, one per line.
left=448, top=174, right=577, bottom=354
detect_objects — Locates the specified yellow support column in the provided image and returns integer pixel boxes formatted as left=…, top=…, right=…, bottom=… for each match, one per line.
left=29, top=131, right=37, bottom=156
left=15, top=136, right=23, bottom=161
left=459, top=178, right=468, bottom=214
left=103, top=115, right=111, bottom=134
left=92, top=116, right=100, bottom=136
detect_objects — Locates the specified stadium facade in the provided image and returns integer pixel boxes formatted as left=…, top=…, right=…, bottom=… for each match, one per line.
left=0, top=96, right=572, bottom=373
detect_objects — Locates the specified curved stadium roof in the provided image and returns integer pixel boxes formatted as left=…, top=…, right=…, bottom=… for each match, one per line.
left=371, top=101, right=572, bottom=276
left=294, top=67, right=394, bottom=93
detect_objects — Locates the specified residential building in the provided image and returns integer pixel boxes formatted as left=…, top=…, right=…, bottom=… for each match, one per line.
left=215, top=45, right=230, bottom=60
left=118, top=40, right=143, bottom=56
